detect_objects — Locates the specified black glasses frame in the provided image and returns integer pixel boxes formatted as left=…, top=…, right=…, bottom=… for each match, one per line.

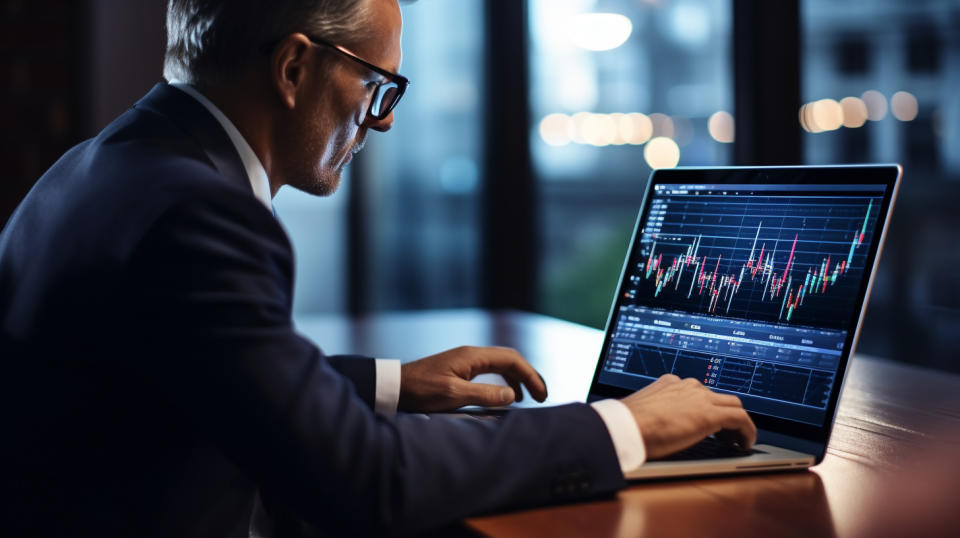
left=260, top=35, right=409, bottom=120
left=307, top=35, right=409, bottom=120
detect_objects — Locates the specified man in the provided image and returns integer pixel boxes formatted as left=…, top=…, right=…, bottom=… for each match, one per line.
left=0, top=0, right=756, bottom=536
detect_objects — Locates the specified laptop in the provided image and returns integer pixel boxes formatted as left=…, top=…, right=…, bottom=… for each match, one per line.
left=473, top=165, right=902, bottom=480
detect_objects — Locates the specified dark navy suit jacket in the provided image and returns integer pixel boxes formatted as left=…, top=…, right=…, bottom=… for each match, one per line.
left=0, top=84, right=625, bottom=537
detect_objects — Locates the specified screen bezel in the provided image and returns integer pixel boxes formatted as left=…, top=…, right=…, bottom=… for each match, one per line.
left=586, top=165, right=901, bottom=444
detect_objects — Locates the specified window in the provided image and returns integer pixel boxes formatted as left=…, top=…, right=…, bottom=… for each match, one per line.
left=361, top=0, right=485, bottom=310
left=274, top=185, right=349, bottom=314
left=529, top=0, right=733, bottom=328
left=802, top=0, right=960, bottom=370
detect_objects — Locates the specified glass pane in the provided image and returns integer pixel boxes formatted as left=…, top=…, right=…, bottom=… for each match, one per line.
left=802, top=1, right=960, bottom=371
left=530, top=0, right=733, bottom=328
left=274, top=182, right=349, bottom=315
left=361, top=0, right=484, bottom=310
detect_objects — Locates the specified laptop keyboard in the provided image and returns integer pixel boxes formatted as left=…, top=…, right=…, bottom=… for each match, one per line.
left=660, top=436, right=761, bottom=461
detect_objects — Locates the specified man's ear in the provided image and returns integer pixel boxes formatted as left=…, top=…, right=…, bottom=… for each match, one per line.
left=271, top=33, right=314, bottom=110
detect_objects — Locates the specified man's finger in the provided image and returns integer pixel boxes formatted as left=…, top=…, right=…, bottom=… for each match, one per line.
left=537, top=372, right=548, bottom=401
left=469, top=348, right=547, bottom=402
left=457, top=380, right=516, bottom=407
left=658, top=373, right=682, bottom=384
left=508, top=379, right=524, bottom=402
left=716, top=407, right=757, bottom=448
left=635, top=374, right=679, bottom=396
left=710, top=392, right=746, bottom=407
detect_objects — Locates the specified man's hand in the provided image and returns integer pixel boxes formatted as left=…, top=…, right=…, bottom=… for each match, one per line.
left=399, top=346, right=548, bottom=412
left=621, top=374, right=757, bottom=460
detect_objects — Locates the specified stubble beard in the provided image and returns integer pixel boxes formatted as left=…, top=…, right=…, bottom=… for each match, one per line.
left=279, top=111, right=342, bottom=197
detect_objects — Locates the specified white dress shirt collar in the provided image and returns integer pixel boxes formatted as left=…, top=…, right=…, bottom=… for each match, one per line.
left=168, top=81, right=273, bottom=211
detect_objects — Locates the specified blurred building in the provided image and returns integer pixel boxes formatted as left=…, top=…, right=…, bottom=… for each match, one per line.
left=802, top=0, right=960, bottom=370
left=529, top=0, right=733, bottom=328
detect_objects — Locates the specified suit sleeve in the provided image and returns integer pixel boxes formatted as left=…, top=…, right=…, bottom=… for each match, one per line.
left=126, top=192, right=626, bottom=536
left=324, top=355, right=375, bottom=407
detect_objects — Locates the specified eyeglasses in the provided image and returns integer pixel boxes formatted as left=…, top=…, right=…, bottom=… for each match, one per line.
left=261, top=35, right=410, bottom=120
left=306, top=36, right=409, bottom=120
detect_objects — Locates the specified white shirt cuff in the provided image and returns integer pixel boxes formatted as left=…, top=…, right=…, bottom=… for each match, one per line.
left=590, top=399, right=646, bottom=474
left=374, top=359, right=402, bottom=417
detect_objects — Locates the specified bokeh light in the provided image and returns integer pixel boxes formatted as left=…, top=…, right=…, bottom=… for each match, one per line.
left=890, top=91, right=918, bottom=122
left=538, top=113, right=573, bottom=146
left=861, top=90, right=888, bottom=121
left=811, top=98, right=843, bottom=131
left=708, top=111, right=735, bottom=143
left=840, top=97, right=868, bottom=128
left=609, top=113, right=627, bottom=145
left=583, top=113, right=617, bottom=146
left=570, top=112, right=591, bottom=144
left=644, top=137, right=680, bottom=169
left=625, top=112, right=653, bottom=144
left=571, top=13, right=633, bottom=51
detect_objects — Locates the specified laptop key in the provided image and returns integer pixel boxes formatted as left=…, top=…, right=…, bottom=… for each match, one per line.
left=660, top=436, right=761, bottom=461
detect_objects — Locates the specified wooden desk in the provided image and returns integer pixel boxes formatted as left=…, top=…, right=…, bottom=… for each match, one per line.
left=296, top=309, right=960, bottom=538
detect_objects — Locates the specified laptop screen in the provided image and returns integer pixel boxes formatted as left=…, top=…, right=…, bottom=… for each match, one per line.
left=590, top=168, right=898, bottom=435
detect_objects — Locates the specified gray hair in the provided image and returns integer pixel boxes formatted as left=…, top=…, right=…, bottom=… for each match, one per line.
left=163, top=0, right=372, bottom=86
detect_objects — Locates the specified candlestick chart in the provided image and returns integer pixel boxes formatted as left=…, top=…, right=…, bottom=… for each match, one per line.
left=628, top=191, right=883, bottom=330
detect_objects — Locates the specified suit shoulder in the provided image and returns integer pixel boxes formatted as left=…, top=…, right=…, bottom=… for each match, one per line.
left=4, top=105, right=279, bottom=265
left=88, top=105, right=272, bottom=224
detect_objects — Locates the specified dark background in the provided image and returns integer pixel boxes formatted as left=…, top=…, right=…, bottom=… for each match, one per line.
left=2, top=0, right=957, bottom=373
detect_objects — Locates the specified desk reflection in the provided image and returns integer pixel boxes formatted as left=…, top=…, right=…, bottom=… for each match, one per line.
left=466, top=471, right=832, bottom=538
